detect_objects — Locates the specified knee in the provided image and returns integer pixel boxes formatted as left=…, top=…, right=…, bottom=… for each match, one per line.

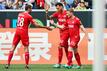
left=73, top=48, right=78, bottom=54
left=68, top=47, right=72, bottom=51
left=24, top=46, right=29, bottom=52
left=58, top=46, right=64, bottom=49
left=23, top=42, right=29, bottom=46
left=10, top=45, right=17, bottom=52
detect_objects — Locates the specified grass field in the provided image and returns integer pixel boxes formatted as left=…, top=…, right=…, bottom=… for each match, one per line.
left=0, top=64, right=93, bottom=71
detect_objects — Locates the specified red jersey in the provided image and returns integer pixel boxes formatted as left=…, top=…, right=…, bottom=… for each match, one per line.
left=52, top=10, right=68, bottom=30
left=52, top=10, right=69, bottom=47
left=67, top=16, right=81, bottom=36
left=13, top=12, right=34, bottom=46
left=17, top=12, right=34, bottom=32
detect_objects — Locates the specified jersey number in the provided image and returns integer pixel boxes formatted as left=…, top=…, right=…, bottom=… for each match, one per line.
left=17, top=17, right=24, bottom=27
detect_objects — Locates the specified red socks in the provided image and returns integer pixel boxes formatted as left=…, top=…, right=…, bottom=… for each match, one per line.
left=7, top=51, right=29, bottom=65
left=58, top=48, right=63, bottom=64
left=64, top=47, right=68, bottom=60
left=8, top=51, right=14, bottom=65
left=25, top=52, right=29, bottom=65
left=67, top=51, right=73, bottom=66
left=74, top=52, right=81, bottom=66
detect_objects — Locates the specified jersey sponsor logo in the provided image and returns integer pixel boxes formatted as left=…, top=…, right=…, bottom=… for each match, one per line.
left=58, top=19, right=66, bottom=22
left=68, top=25, right=74, bottom=28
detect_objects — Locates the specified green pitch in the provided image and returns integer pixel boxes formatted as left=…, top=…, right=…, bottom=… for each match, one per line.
left=0, top=64, right=93, bottom=71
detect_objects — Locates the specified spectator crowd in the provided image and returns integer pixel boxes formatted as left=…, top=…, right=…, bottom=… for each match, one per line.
left=0, top=0, right=92, bottom=10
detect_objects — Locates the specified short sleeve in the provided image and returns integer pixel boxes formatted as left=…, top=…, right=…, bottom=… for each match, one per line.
left=29, top=15, right=34, bottom=24
left=51, top=12, right=58, bottom=18
left=76, top=18, right=81, bottom=25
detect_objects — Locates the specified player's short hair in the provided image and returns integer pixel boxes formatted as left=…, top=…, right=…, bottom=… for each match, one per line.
left=68, top=8, right=74, bottom=12
left=55, top=2, right=63, bottom=7
left=25, top=3, right=33, bottom=11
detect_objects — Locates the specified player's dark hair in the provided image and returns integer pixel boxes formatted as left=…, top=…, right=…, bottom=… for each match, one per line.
left=68, top=8, right=74, bottom=13
left=55, top=2, right=63, bottom=7
left=25, top=4, right=32, bottom=11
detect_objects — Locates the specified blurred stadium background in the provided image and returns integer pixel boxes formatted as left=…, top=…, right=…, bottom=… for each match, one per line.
left=0, top=0, right=107, bottom=71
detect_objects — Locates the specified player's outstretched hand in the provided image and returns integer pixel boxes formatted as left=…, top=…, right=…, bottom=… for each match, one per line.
left=50, top=20, right=54, bottom=24
left=49, top=20, right=57, bottom=27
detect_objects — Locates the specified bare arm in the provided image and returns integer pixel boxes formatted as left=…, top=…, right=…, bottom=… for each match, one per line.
left=80, top=22, right=90, bottom=41
left=52, top=23, right=64, bottom=29
left=45, top=3, right=54, bottom=19
left=32, top=19, right=52, bottom=30
left=45, top=12, right=55, bottom=20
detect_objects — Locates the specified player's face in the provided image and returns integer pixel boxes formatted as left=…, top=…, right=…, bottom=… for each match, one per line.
left=56, top=5, right=63, bottom=12
left=67, top=11, right=73, bottom=17
left=28, top=8, right=32, bottom=13
left=67, top=11, right=71, bottom=16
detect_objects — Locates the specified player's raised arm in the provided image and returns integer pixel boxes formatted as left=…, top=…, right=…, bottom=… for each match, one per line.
left=44, top=3, right=56, bottom=20
left=44, top=3, right=51, bottom=19
left=80, top=22, right=91, bottom=41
